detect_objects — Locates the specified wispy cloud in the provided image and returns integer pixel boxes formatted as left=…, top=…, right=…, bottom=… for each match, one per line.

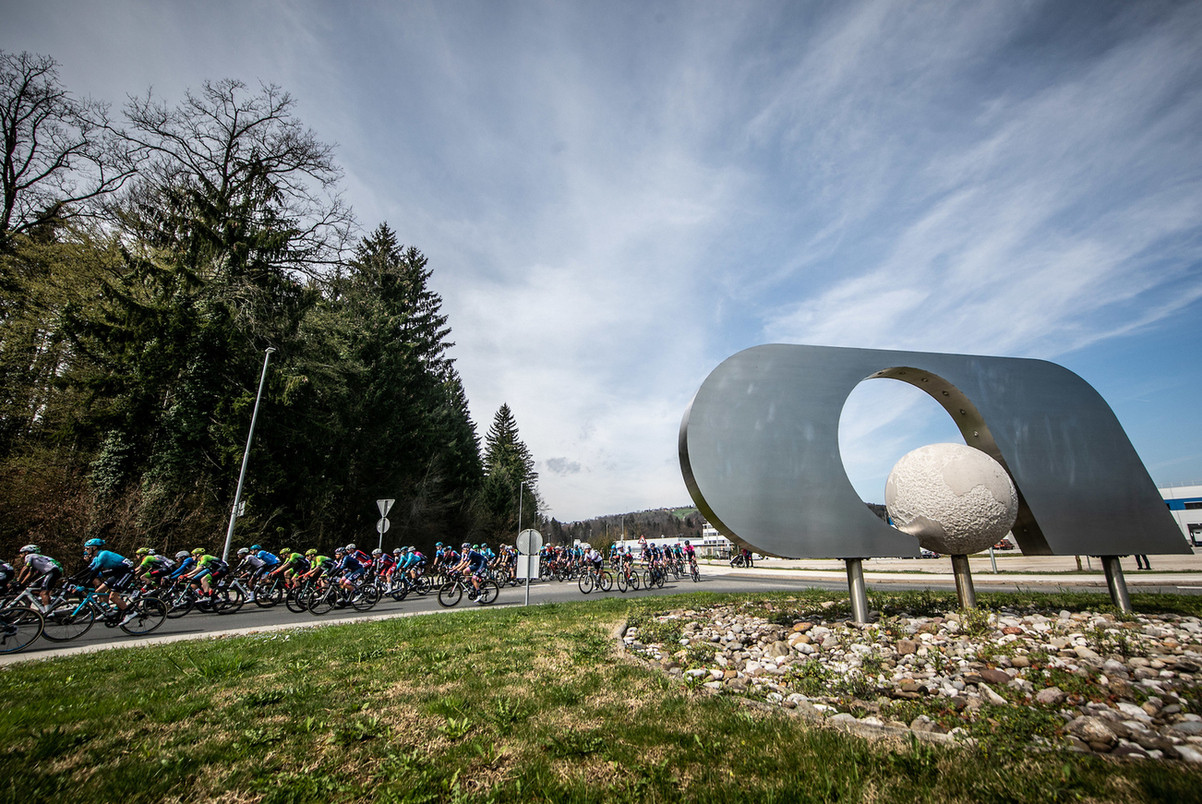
left=4, top=0, right=1200, bottom=518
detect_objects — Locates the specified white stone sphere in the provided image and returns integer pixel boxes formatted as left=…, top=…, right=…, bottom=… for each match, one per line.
left=885, top=443, right=1018, bottom=556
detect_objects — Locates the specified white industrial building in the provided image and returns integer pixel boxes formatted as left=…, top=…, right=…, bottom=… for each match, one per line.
left=613, top=524, right=735, bottom=558
left=1161, top=484, right=1202, bottom=547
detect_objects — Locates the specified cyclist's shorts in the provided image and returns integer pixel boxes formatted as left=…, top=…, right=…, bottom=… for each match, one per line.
left=36, top=568, right=62, bottom=590
left=101, top=568, right=135, bottom=591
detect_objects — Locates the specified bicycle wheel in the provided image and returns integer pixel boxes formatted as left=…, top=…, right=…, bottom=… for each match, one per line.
left=352, top=585, right=380, bottom=612
left=308, top=586, right=336, bottom=616
left=215, top=584, right=245, bottom=614
left=598, top=571, right=613, bottom=592
left=0, top=606, right=44, bottom=653
left=120, top=597, right=167, bottom=635
left=578, top=572, right=594, bottom=594
left=691, top=564, right=701, bottom=582
left=643, top=570, right=653, bottom=588
left=254, top=577, right=283, bottom=608
left=165, top=588, right=195, bottom=619
left=41, top=601, right=96, bottom=641
left=415, top=575, right=433, bottom=596
left=477, top=579, right=500, bottom=605
left=285, top=585, right=308, bottom=613
left=616, top=571, right=628, bottom=593
left=437, top=581, right=462, bottom=608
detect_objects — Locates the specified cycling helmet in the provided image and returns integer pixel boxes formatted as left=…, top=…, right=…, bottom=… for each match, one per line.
left=335, top=548, right=345, bottom=556
left=684, top=540, right=690, bottom=546
left=481, top=542, right=488, bottom=548
left=148, top=548, right=157, bottom=555
left=305, top=549, right=317, bottom=557
left=175, top=550, right=189, bottom=560
left=237, top=547, right=250, bottom=556
left=372, top=548, right=382, bottom=556
left=251, top=544, right=262, bottom=551
left=278, top=548, right=291, bottom=557
left=191, top=547, right=205, bottom=556
left=346, top=543, right=356, bottom=551
left=84, top=538, right=105, bottom=548
left=19, top=544, right=38, bottom=554
left=461, top=542, right=470, bottom=549
left=393, top=547, right=403, bottom=555
left=135, top=547, right=150, bottom=556
left=435, top=541, right=443, bottom=548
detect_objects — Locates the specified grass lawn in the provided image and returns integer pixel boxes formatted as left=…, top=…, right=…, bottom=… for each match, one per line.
left=3, top=590, right=1202, bottom=803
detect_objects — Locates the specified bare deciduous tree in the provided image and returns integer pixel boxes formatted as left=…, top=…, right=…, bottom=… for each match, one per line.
left=0, top=51, right=134, bottom=243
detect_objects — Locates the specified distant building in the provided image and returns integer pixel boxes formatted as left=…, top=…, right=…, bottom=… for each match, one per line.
left=1161, top=484, right=1202, bottom=547
left=613, top=524, right=735, bottom=558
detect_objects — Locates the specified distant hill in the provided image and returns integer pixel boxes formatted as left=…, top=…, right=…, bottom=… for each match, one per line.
left=544, top=502, right=889, bottom=548
left=542, top=506, right=705, bottom=548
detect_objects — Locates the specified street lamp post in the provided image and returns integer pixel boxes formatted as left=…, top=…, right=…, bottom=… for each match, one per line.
left=221, top=347, right=275, bottom=562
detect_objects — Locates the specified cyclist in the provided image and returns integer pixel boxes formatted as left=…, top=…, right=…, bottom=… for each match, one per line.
left=81, top=538, right=141, bottom=625
left=185, top=548, right=228, bottom=598
left=168, top=550, right=196, bottom=583
left=404, top=546, right=426, bottom=583
left=134, top=547, right=175, bottom=588
left=250, top=544, right=281, bottom=582
left=16, top=544, right=63, bottom=610
left=337, top=547, right=367, bottom=593
left=371, top=548, right=394, bottom=582
left=346, top=543, right=373, bottom=570
left=452, top=542, right=486, bottom=596
left=281, top=548, right=311, bottom=585
left=299, top=550, right=335, bottom=589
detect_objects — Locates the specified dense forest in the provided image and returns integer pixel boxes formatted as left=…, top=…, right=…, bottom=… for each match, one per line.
left=0, top=52, right=543, bottom=562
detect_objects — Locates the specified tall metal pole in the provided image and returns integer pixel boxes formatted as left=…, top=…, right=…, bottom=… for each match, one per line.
left=519, top=480, right=530, bottom=606
left=221, top=347, right=275, bottom=562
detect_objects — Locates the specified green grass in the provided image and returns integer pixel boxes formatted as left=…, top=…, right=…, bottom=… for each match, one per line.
left=2, top=590, right=1202, bottom=802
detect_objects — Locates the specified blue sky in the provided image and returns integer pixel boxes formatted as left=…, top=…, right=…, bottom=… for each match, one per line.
left=5, top=1, right=1201, bottom=522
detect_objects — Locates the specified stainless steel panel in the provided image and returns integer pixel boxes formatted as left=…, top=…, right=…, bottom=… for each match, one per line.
left=679, top=344, right=1187, bottom=559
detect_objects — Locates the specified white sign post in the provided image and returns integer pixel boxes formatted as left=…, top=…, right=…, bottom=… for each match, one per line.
left=516, top=528, right=543, bottom=606
left=376, top=498, right=395, bottom=550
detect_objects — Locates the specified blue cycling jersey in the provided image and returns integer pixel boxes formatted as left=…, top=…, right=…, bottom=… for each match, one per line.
left=169, top=556, right=197, bottom=579
left=256, top=550, right=280, bottom=566
left=88, top=550, right=132, bottom=575
left=466, top=550, right=487, bottom=572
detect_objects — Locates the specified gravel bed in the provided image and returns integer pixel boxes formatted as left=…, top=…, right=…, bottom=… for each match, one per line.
left=623, top=601, right=1202, bottom=761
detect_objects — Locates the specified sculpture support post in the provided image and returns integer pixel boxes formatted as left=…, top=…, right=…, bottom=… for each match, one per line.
left=951, top=554, right=976, bottom=609
left=1102, top=555, right=1132, bottom=614
left=845, top=558, right=870, bottom=624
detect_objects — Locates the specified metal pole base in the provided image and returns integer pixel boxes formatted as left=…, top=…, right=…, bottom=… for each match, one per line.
left=951, top=554, right=976, bottom=609
left=1101, top=555, right=1132, bottom=614
left=845, top=558, right=870, bottom=624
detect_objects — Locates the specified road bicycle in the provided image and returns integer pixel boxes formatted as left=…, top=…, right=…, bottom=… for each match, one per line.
left=577, top=565, right=613, bottom=594
left=308, top=576, right=380, bottom=616
left=253, top=573, right=289, bottom=608
left=437, top=570, right=499, bottom=607
left=38, top=584, right=166, bottom=640
left=642, top=564, right=667, bottom=590
left=615, top=562, right=641, bottom=593
left=689, top=558, right=701, bottom=583
left=285, top=577, right=321, bottom=613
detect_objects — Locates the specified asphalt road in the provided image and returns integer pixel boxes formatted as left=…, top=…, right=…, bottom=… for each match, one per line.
left=5, top=567, right=1200, bottom=664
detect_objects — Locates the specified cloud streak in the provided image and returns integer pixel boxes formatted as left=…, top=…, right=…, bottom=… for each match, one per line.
left=4, top=0, right=1201, bottom=519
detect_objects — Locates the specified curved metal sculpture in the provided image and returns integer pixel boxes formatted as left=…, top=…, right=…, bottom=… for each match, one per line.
left=680, top=344, right=1187, bottom=561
